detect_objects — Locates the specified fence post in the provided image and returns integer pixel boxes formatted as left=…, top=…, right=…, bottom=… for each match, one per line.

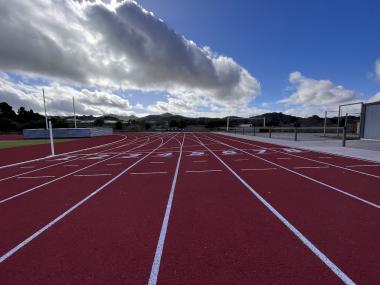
left=342, top=127, right=346, bottom=147
left=294, top=127, right=298, bottom=141
left=269, top=127, right=272, bottom=138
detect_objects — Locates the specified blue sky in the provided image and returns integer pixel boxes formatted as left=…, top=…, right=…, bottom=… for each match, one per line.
left=138, top=0, right=380, bottom=102
left=0, top=0, right=379, bottom=117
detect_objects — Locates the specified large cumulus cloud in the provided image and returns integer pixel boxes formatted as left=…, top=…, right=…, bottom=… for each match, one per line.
left=0, top=0, right=260, bottom=108
left=279, top=71, right=355, bottom=107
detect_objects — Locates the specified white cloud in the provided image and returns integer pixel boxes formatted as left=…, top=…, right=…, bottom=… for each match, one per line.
left=279, top=71, right=355, bottom=107
left=0, top=73, right=133, bottom=116
left=375, top=59, right=380, bottom=80
left=368, top=92, right=380, bottom=103
left=0, top=0, right=260, bottom=108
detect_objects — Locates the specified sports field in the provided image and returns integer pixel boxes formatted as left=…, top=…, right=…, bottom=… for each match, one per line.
left=0, top=132, right=379, bottom=284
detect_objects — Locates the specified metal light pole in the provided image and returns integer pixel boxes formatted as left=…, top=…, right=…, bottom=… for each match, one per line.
left=72, top=96, right=77, bottom=128
left=43, top=88, right=48, bottom=129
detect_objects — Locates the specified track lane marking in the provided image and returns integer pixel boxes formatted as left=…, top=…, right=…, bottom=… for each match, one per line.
left=74, top=174, right=112, bottom=177
left=148, top=134, right=185, bottom=285
left=0, top=135, right=151, bottom=182
left=0, top=134, right=178, bottom=263
left=0, top=134, right=131, bottom=170
left=194, top=133, right=356, bottom=285
left=203, top=134, right=380, bottom=210
left=17, top=176, right=55, bottom=179
left=293, top=166, right=330, bottom=169
left=186, top=169, right=222, bottom=173
left=346, top=164, right=380, bottom=168
left=241, top=168, right=277, bottom=171
left=214, top=133, right=380, bottom=179
left=130, top=172, right=168, bottom=175
left=0, top=134, right=170, bottom=205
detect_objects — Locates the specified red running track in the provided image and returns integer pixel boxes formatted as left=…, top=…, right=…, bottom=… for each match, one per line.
left=0, top=132, right=379, bottom=284
left=0, top=133, right=132, bottom=167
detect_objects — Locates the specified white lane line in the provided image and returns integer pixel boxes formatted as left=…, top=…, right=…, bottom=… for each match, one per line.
left=194, top=134, right=356, bottom=285
left=241, top=168, right=277, bottom=171
left=234, top=158, right=249, bottom=161
left=74, top=174, right=112, bottom=177
left=186, top=169, right=222, bottom=173
left=294, top=166, right=330, bottom=169
left=204, top=134, right=380, bottom=209
left=0, top=134, right=130, bottom=170
left=0, top=135, right=151, bottom=183
left=277, top=157, right=292, bottom=160
left=63, top=164, right=80, bottom=167
left=106, top=163, right=122, bottom=166
left=192, top=160, right=207, bottom=163
left=17, top=176, right=55, bottom=179
left=149, top=162, right=165, bottom=164
left=148, top=134, right=185, bottom=285
left=0, top=135, right=166, bottom=205
left=0, top=134, right=176, bottom=263
left=20, top=166, right=35, bottom=169
left=130, top=172, right=168, bottom=175
left=216, top=134, right=380, bottom=179
left=346, top=164, right=380, bottom=168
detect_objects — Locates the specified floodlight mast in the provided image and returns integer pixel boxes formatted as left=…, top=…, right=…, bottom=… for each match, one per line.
left=42, top=88, right=48, bottom=130
left=73, top=96, right=77, bottom=128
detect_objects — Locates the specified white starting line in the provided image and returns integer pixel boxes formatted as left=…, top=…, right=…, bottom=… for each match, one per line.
left=293, top=166, right=330, bottom=169
left=74, top=174, right=112, bottom=177
left=130, top=172, right=168, bottom=175
left=186, top=169, right=222, bottom=173
left=346, top=164, right=380, bottom=168
left=241, top=168, right=277, bottom=171
left=63, top=164, right=80, bottom=167
left=17, top=175, right=55, bottom=179
left=20, top=166, right=35, bottom=169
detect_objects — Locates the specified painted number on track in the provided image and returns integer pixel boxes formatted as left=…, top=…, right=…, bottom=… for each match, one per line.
left=154, top=152, right=173, bottom=158
left=222, top=150, right=238, bottom=155
left=188, top=151, right=205, bottom=156
left=121, top=153, right=142, bottom=159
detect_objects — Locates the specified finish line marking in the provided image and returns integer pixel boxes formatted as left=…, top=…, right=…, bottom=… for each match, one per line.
left=346, top=164, right=380, bottom=168
left=74, top=174, right=112, bottom=177
left=186, top=169, right=222, bottom=173
left=294, top=166, right=330, bottom=169
left=130, top=171, right=168, bottom=175
left=241, top=168, right=277, bottom=171
left=17, top=175, right=55, bottom=179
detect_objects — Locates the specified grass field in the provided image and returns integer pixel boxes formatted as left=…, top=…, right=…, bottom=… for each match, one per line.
left=0, top=139, right=73, bottom=149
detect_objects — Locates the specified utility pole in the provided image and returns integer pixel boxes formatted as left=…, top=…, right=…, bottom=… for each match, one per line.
left=43, top=88, right=48, bottom=129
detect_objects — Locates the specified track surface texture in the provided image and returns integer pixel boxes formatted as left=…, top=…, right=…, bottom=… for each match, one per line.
left=0, top=132, right=378, bottom=284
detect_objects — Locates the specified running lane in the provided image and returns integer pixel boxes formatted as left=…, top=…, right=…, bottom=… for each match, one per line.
left=213, top=133, right=380, bottom=177
left=0, top=134, right=130, bottom=167
left=207, top=133, right=380, bottom=205
left=0, top=133, right=184, bottom=284
left=150, top=134, right=343, bottom=284
left=0, top=134, right=157, bottom=199
left=0, top=134, right=170, bottom=257
left=196, top=133, right=380, bottom=285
